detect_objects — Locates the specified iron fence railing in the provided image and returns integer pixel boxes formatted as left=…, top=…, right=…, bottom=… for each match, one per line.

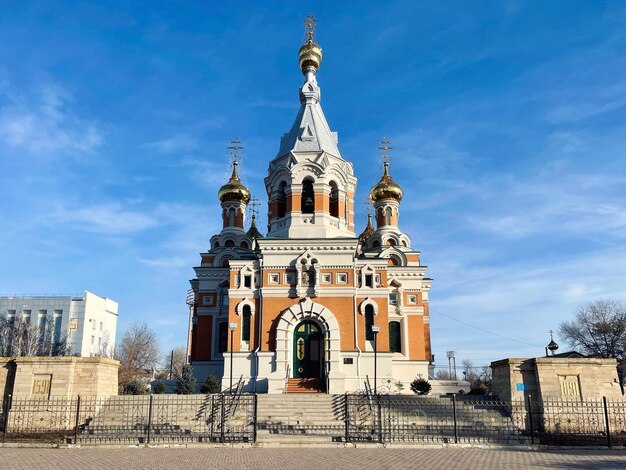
left=1, top=393, right=257, bottom=444
left=344, top=394, right=626, bottom=447
left=3, top=392, right=626, bottom=447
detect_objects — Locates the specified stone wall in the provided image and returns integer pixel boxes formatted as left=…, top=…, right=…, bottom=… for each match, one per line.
left=491, top=356, right=623, bottom=402
left=1, top=356, right=119, bottom=399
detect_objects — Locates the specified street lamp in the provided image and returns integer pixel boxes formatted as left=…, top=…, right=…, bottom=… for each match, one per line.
left=229, top=321, right=238, bottom=392
left=371, top=324, right=380, bottom=394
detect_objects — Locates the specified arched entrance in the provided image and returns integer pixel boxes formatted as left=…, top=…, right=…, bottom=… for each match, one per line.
left=293, top=320, right=322, bottom=378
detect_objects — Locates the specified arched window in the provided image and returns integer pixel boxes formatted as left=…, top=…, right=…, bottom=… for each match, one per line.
left=301, top=179, right=315, bottom=214
left=329, top=181, right=339, bottom=217
left=277, top=181, right=287, bottom=218
left=388, top=255, right=401, bottom=266
left=365, top=304, right=375, bottom=341
left=389, top=321, right=401, bottom=353
left=385, top=207, right=392, bottom=225
left=372, top=240, right=380, bottom=248
left=228, top=209, right=235, bottom=226
left=218, top=322, right=228, bottom=354
left=242, top=305, right=251, bottom=342
left=225, top=240, right=235, bottom=248
left=240, top=241, right=249, bottom=249
left=213, top=241, right=219, bottom=248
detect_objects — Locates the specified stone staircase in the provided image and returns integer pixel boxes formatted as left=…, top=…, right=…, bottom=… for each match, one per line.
left=256, top=393, right=345, bottom=445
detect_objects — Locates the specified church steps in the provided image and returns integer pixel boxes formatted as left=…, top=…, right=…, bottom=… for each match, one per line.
left=256, top=393, right=345, bottom=443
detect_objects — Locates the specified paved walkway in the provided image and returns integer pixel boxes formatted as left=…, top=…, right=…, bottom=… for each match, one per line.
left=1, top=447, right=625, bottom=469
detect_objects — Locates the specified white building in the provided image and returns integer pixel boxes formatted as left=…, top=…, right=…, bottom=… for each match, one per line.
left=0, top=291, right=118, bottom=357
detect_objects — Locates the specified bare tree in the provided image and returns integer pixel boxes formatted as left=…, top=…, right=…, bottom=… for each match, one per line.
left=0, top=312, right=70, bottom=357
left=462, top=359, right=492, bottom=394
left=116, top=322, right=160, bottom=389
left=0, top=314, right=11, bottom=355
left=163, top=346, right=187, bottom=379
left=434, top=369, right=455, bottom=380
left=559, top=300, right=626, bottom=361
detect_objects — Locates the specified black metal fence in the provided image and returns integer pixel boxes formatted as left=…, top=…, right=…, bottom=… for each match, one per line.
left=3, top=392, right=626, bottom=447
left=1, top=393, right=257, bottom=444
left=344, top=394, right=626, bottom=447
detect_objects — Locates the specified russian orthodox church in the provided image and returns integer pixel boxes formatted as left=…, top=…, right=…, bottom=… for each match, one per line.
left=187, top=23, right=433, bottom=393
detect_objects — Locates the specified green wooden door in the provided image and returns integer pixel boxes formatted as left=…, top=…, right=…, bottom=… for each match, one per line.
left=293, top=321, right=322, bottom=378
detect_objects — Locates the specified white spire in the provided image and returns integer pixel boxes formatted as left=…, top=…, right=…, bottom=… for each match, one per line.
left=276, top=77, right=341, bottom=159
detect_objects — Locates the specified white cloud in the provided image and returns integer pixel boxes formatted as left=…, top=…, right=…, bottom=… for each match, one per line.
left=52, top=203, right=159, bottom=234
left=464, top=171, right=626, bottom=240
left=429, top=246, right=626, bottom=365
left=0, top=82, right=102, bottom=155
left=139, top=256, right=191, bottom=269
left=145, top=134, right=199, bottom=153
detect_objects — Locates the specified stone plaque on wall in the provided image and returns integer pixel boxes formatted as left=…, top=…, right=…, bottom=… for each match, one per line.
left=32, top=374, right=52, bottom=398
left=559, top=375, right=580, bottom=397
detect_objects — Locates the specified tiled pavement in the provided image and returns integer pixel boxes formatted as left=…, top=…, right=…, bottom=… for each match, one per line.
left=1, top=447, right=626, bottom=470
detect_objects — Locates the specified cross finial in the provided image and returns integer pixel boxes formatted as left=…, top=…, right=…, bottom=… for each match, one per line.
left=227, top=138, right=244, bottom=167
left=549, top=329, right=555, bottom=340
left=249, top=196, right=260, bottom=219
left=377, top=137, right=393, bottom=172
left=304, top=14, right=317, bottom=42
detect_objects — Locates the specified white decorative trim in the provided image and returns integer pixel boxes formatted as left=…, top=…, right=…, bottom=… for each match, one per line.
left=235, top=298, right=256, bottom=316
left=358, top=297, right=379, bottom=316
left=274, top=298, right=342, bottom=379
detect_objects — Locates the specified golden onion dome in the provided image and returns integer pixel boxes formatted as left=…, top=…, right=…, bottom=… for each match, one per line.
left=369, top=162, right=403, bottom=203
left=298, top=39, right=323, bottom=72
left=218, top=162, right=251, bottom=204
left=358, top=213, right=375, bottom=245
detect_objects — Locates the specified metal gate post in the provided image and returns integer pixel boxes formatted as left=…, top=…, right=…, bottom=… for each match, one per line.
left=220, top=394, right=226, bottom=442
left=2, top=394, right=10, bottom=443
left=253, top=394, right=258, bottom=443
left=377, top=396, right=383, bottom=444
left=210, top=394, right=215, bottom=441
left=344, top=393, right=349, bottom=443
left=527, top=394, right=534, bottom=445
left=146, top=394, right=154, bottom=445
left=74, top=395, right=81, bottom=443
left=452, top=394, right=459, bottom=444
left=603, top=396, right=612, bottom=449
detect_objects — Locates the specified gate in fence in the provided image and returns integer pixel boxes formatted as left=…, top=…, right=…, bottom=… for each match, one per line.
left=1, top=393, right=257, bottom=444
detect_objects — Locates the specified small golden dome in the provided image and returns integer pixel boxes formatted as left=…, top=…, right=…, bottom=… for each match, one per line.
left=218, top=162, right=251, bottom=204
left=298, top=39, right=323, bottom=72
left=369, top=162, right=403, bottom=203
left=358, top=213, right=375, bottom=244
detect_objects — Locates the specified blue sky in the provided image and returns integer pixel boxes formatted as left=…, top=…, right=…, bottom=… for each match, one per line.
left=1, top=1, right=626, bottom=371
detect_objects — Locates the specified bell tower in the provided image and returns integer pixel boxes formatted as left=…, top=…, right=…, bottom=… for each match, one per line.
left=264, top=16, right=357, bottom=239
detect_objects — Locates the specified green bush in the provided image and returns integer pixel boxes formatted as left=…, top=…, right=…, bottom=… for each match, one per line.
left=468, top=383, right=488, bottom=395
left=123, top=380, right=142, bottom=395
left=410, top=377, right=432, bottom=395
left=200, top=374, right=220, bottom=394
left=174, top=364, right=197, bottom=394
left=153, top=381, right=166, bottom=394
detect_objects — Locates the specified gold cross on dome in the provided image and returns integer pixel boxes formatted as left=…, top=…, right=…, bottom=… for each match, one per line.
left=304, top=14, right=317, bottom=41
left=377, top=137, right=394, bottom=170
left=249, top=196, right=260, bottom=218
left=227, top=138, right=244, bottom=166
